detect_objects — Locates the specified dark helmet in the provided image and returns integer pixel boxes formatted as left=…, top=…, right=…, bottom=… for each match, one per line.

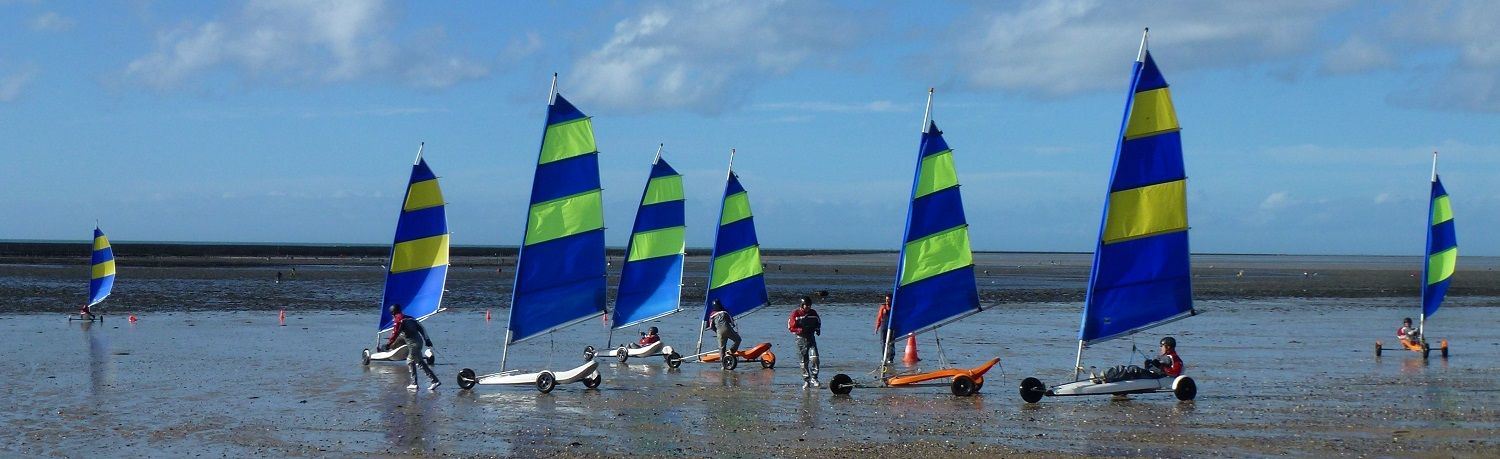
left=647, top=326, right=658, bottom=335
left=800, top=295, right=812, bottom=305
left=1403, top=317, right=1413, bottom=325
left=1160, top=336, right=1176, bottom=348
left=390, top=304, right=403, bottom=314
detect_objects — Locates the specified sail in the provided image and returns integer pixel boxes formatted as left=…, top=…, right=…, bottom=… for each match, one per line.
left=1422, top=176, right=1456, bottom=318
left=704, top=171, right=769, bottom=319
left=508, top=94, right=607, bottom=343
left=88, top=227, right=115, bottom=306
left=612, top=157, right=686, bottom=329
left=378, top=157, right=450, bottom=332
left=1079, top=50, right=1194, bottom=345
left=888, top=121, right=980, bottom=338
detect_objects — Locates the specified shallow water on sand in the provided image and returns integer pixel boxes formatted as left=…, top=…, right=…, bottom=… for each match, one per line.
left=4, top=295, right=1498, bottom=457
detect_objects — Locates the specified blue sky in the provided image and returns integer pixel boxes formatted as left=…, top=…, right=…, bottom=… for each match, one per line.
left=1, top=1, right=1497, bottom=256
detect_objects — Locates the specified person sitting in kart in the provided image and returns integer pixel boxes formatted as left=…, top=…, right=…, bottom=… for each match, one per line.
left=637, top=327, right=661, bottom=347
left=79, top=303, right=97, bottom=320
left=1397, top=317, right=1422, bottom=344
left=705, top=300, right=741, bottom=365
left=378, top=304, right=407, bottom=352
left=1100, top=337, right=1184, bottom=383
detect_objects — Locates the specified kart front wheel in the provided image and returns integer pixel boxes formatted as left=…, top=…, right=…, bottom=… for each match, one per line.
left=458, top=368, right=477, bottom=390
left=536, top=371, right=557, bottom=393
left=829, top=374, right=854, bottom=395
left=1174, top=377, right=1197, bottom=401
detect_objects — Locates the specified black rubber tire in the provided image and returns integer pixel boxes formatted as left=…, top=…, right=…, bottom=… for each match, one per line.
left=1019, top=377, right=1045, bottom=404
left=617, top=345, right=630, bottom=364
left=458, top=368, right=477, bottom=390
left=536, top=371, right=556, bottom=393
left=722, top=355, right=738, bottom=371
left=829, top=374, right=854, bottom=395
left=583, top=371, right=602, bottom=389
left=1174, top=377, right=1197, bottom=401
left=666, top=351, right=682, bottom=369
left=361, top=349, right=371, bottom=366
left=1374, top=342, right=1381, bottom=357
left=1441, top=344, right=1449, bottom=358
left=1422, top=344, right=1431, bottom=360
left=951, top=375, right=976, bottom=396
left=583, top=345, right=596, bottom=362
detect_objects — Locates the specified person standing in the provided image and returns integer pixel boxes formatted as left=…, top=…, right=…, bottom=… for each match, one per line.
left=394, top=311, right=440, bottom=391
left=789, top=296, right=822, bottom=388
left=706, top=300, right=741, bottom=367
left=874, top=294, right=894, bottom=365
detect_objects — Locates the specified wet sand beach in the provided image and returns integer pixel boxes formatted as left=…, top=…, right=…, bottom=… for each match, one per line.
left=3, top=252, right=1498, bottom=457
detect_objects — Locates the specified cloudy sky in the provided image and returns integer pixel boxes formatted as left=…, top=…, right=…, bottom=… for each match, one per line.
left=2, top=0, right=1497, bottom=256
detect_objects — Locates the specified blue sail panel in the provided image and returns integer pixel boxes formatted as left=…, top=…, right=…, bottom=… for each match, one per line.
left=888, top=123, right=980, bottom=338
left=88, top=227, right=115, bottom=306
left=706, top=275, right=769, bottom=319
left=1422, top=176, right=1456, bottom=318
left=1080, top=50, right=1194, bottom=345
left=379, top=158, right=450, bottom=331
left=614, top=255, right=685, bottom=328
left=611, top=157, right=686, bottom=330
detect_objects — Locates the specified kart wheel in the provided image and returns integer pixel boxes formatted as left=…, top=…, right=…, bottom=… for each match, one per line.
left=722, top=355, right=738, bottom=371
left=583, top=371, right=602, bottom=389
left=1441, top=342, right=1449, bottom=359
left=617, top=345, right=630, bottom=364
left=583, top=345, right=596, bottom=361
left=761, top=352, right=776, bottom=369
left=1374, top=342, right=1381, bottom=357
left=458, top=368, right=477, bottom=390
left=951, top=375, right=976, bottom=396
left=1019, top=377, right=1045, bottom=404
left=829, top=374, right=854, bottom=395
left=1174, top=376, right=1197, bottom=401
left=1422, top=344, right=1431, bottom=360
left=536, top=371, right=557, bottom=393
left=361, top=349, right=371, bottom=366
left=666, top=351, right=682, bottom=369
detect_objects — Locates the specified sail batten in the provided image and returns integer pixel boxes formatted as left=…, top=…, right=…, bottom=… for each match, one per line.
left=378, top=157, right=450, bottom=332
left=1079, top=49, right=1193, bottom=345
left=612, top=157, right=686, bottom=330
left=887, top=119, right=980, bottom=339
left=88, top=227, right=115, bottom=307
left=1422, top=175, right=1456, bottom=318
left=508, top=94, right=607, bottom=344
left=704, top=170, right=768, bottom=319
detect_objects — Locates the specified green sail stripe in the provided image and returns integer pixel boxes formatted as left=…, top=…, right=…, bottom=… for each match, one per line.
left=915, top=150, right=959, bottom=199
left=524, top=189, right=604, bottom=245
left=900, top=225, right=973, bottom=286
left=538, top=117, right=597, bottom=165
left=720, top=191, right=752, bottom=225
left=710, top=245, right=763, bottom=289
left=1427, top=246, right=1457, bottom=285
left=1431, top=195, right=1453, bottom=225
left=627, top=226, right=686, bottom=262
left=642, top=175, right=684, bottom=205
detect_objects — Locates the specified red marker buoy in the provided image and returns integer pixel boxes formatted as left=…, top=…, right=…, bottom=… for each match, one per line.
left=128, top=315, right=137, bottom=323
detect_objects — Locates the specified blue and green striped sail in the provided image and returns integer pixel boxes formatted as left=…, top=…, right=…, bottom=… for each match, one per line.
left=1079, top=49, right=1194, bottom=344
left=887, top=121, right=980, bottom=339
left=508, top=94, right=607, bottom=343
left=704, top=171, right=768, bottom=319
left=88, top=227, right=115, bottom=307
left=613, top=157, right=686, bottom=329
left=378, top=156, right=450, bottom=332
left=1422, top=176, right=1456, bottom=318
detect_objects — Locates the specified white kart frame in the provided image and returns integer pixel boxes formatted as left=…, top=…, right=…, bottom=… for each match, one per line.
left=583, top=341, right=681, bottom=367
left=458, top=359, right=601, bottom=393
left=1020, top=374, right=1196, bottom=403
left=362, top=343, right=435, bottom=366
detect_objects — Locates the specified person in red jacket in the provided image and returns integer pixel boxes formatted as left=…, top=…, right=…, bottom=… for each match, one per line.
left=874, top=294, right=894, bottom=365
left=637, top=327, right=661, bottom=347
left=1397, top=317, right=1421, bottom=344
left=379, top=304, right=406, bottom=352
left=788, top=296, right=822, bottom=388
left=1149, top=336, right=1184, bottom=377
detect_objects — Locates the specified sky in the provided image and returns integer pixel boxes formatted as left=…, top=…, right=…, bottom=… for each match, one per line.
left=1, top=0, right=1498, bottom=256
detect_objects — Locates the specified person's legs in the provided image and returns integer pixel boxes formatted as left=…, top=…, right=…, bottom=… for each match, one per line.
left=808, top=335, right=820, bottom=383
left=727, top=330, right=741, bottom=354
left=797, top=336, right=812, bottom=382
left=717, top=333, right=730, bottom=362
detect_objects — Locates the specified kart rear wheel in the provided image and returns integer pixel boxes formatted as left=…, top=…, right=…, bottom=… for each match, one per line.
left=536, top=371, right=557, bottom=393
left=722, top=355, right=738, bottom=370
left=973, top=377, right=984, bottom=393
left=617, top=345, right=630, bottom=364
left=1374, top=342, right=1381, bottom=357
left=583, top=371, right=602, bottom=389
left=761, top=352, right=776, bottom=369
left=1019, top=377, right=1045, bottom=403
left=951, top=375, right=976, bottom=396
left=1422, top=344, right=1431, bottom=360
left=666, top=351, right=682, bottom=369
left=1441, top=343, right=1449, bottom=358
left=1174, top=377, right=1197, bottom=401
left=829, top=374, right=854, bottom=395
left=583, top=345, right=596, bottom=361
left=362, top=349, right=371, bottom=366
left=458, top=368, right=477, bottom=390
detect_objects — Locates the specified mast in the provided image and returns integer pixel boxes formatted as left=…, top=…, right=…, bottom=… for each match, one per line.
left=501, top=73, right=560, bottom=373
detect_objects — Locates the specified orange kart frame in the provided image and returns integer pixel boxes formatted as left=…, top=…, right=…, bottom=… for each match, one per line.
left=676, top=342, right=777, bottom=370
left=828, top=357, right=999, bottom=397
left=1375, top=338, right=1449, bottom=360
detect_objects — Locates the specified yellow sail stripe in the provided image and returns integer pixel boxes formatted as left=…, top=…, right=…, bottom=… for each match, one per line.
left=91, top=260, right=116, bottom=279
left=900, top=225, right=973, bottom=286
left=1124, top=88, right=1179, bottom=140
left=1431, top=195, right=1452, bottom=225
left=710, top=245, right=764, bottom=289
left=1102, top=179, right=1187, bottom=244
left=390, top=234, right=450, bottom=273
left=93, top=235, right=110, bottom=251
left=1427, top=247, right=1457, bottom=285
left=403, top=179, right=444, bottom=212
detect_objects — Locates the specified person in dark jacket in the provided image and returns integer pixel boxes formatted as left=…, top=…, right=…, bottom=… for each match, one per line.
left=788, top=296, right=822, bottom=388
left=394, top=311, right=440, bottom=391
left=379, top=304, right=407, bottom=352
left=705, top=300, right=741, bottom=367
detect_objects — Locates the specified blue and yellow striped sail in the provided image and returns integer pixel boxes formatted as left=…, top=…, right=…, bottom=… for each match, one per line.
left=888, top=121, right=980, bottom=339
left=88, top=227, right=115, bottom=307
left=1422, top=176, right=1456, bottom=318
left=1079, top=49, right=1194, bottom=344
left=378, top=157, right=450, bottom=332
left=613, top=157, right=686, bottom=329
left=704, top=171, right=768, bottom=319
left=508, top=94, right=607, bottom=343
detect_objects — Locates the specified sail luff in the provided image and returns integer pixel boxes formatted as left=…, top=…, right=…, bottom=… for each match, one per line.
left=87, top=227, right=115, bottom=306
left=612, top=156, right=687, bottom=330
left=378, top=153, right=450, bottom=333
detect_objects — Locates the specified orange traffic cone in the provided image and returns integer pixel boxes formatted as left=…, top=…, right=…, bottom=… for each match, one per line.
left=903, top=335, right=920, bottom=363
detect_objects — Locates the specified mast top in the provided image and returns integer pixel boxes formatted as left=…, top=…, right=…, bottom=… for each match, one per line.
left=921, top=87, right=935, bottom=134
left=414, top=142, right=425, bottom=165
left=1431, top=151, right=1439, bottom=182
left=654, top=143, right=664, bottom=163
left=727, top=148, right=737, bottom=176
left=1137, top=28, right=1150, bottom=62
left=547, top=73, right=559, bottom=105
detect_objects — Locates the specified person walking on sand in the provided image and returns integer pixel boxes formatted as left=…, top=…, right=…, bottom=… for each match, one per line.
left=379, top=304, right=407, bottom=352
left=875, top=294, right=895, bottom=365
left=789, top=296, right=823, bottom=388
left=705, top=300, right=741, bottom=366
left=393, top=308, right=440, bottom=391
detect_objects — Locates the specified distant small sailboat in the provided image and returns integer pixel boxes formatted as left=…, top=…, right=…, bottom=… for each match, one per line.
left=584, top=145, right=687, bottom=367
left=1022, top=29, right=1198, bottom=403
left=459, top=74, right=604, bottom=393
left=685, top=149, right=778, bottom=370
left=1376, top=151, right=1454, bottom=359
left=829, top=88, right=996, bottom=396
left=73, top=226, right=115, bottom=321
left=362, top=143, right=449, bottom=366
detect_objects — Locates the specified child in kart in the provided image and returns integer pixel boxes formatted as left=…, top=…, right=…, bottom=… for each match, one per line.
left=378, top=304, right=407, bottom=352
left=705, top=300, right=741, bottom=365
left=78, top=303, right=97, bottom=320
left=637, top=327, right=662, bottom=347
left=1100, top=336, right=1183, bottom=382
left=1397, top=317, right=1422, bottom=344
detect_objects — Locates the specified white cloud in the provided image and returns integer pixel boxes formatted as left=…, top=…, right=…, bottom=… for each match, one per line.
left=29, top=11, right=75, bottom=32
left=0, top=65, right=38, bottom=102
left=952, top=0, right=1349, bottom=96
left=122, top=0, right=488, bottom=90
left=568, top=0, right=864, bottom=114
left=1320, top=35, right=1395, bottom=75
left=1260, top=191, right=1294, bottom=211
left=1349, top=2, right=1500, bottom=112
